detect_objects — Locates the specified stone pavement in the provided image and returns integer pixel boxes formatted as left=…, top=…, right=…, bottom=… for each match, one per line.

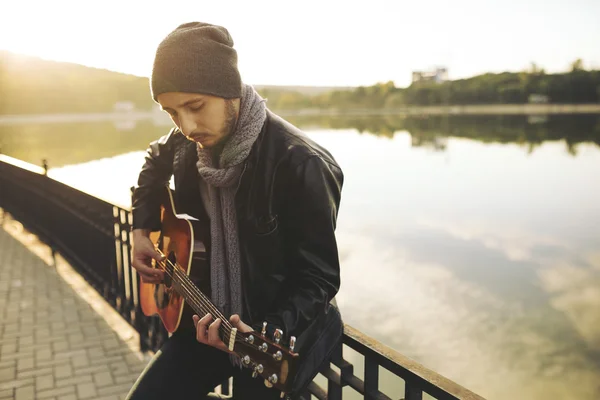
left=0, top=212, right=150, bottom=400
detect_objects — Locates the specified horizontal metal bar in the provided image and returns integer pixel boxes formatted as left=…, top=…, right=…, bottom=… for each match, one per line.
left=307, top=381, right=328, bottom=400
left=320, top=366, right=344, bottom=387
left=332, top=357, right=354, bottom=377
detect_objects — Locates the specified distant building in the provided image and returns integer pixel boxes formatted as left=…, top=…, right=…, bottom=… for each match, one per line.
left=412, top=67, right=448, bottom=84
left=113, top=101, right=135, bottom=112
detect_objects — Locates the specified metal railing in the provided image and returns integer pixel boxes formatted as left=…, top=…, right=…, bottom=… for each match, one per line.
left=0, top=155, right=485, bottom=400
left=0, top=155, right=168, bottom=352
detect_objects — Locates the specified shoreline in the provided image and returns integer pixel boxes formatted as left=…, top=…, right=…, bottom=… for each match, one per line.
left=0, top=103, right=599, bottom=125
left=276, top=103, right=600, bottom=117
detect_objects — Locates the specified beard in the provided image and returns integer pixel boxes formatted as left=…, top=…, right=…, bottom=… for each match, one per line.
left=215, top=99, right=238, bottom=147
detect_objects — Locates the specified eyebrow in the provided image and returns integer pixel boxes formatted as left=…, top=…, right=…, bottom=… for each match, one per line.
left=162, top=98, right=203, bottom=111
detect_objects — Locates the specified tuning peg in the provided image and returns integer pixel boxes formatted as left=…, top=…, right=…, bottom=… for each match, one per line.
left=273, top=350, right=282, bottom=361
left=252, top=364, right=264, bottom=378
left=269, top=374, right=278, bottom=384
left=242, top=355, right=251, bottom=366
left=256, top=364, right=264, bottom=373
left=261, top=321, right=267, bottom=336
left=264, top=374, right=278, bottom=388
left=259, top=343, right=268, bottom=352
left=246, top=335, right=254, bottom=344
left=289, top=336, right=296, bottom=352
left=274, top=329, right=283, bottom=344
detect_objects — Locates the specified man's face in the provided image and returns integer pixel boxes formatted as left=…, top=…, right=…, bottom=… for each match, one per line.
left=157, top=92, right=239, bottom=148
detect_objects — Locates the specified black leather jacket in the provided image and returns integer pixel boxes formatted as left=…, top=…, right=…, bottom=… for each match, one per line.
left=132, top=110, right=344, bottom=339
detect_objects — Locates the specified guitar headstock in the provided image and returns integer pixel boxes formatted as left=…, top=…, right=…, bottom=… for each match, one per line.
left=232, top=322, right=299, bottom=394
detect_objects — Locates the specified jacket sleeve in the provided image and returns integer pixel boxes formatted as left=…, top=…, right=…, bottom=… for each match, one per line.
left=257, top=154, right=344, bottom=338
left=131, top=128, right=177, bottom=231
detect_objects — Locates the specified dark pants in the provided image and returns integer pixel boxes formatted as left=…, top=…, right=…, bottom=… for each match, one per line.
left=125, top=328, right=285, bottom=400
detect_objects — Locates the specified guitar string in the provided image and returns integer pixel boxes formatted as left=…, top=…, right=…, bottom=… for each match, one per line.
left=153, top=258, right=234, bottom=336
left=154, top=257, right=264, bottom=347
left=154, top=258, right=259, bottom=347
left=151, top=258, right=294, bottom=391
left=153, top=249, right=231, bottom=323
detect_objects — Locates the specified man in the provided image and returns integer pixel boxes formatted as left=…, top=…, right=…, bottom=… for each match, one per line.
left=126, top=22, right=344, bottom=400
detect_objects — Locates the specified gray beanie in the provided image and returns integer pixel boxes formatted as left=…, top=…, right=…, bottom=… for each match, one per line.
left=150, top=22, right=242, bottom=101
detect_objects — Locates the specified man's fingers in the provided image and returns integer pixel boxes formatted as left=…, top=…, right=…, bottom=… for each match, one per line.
left=229, top=314, right=253, bottom=333
left=194, top=315, right=206, bottom=343
left=207, top=318, right=222, bottom=345
left=139, top=242, right=166, bottom=265
left=195, top=314, right=209, bottom=343
left=152, top=251, right=167, bottom=262
left=199, top=313, right=213, bottom=329
left=139, top=274, right=159, bottom=284
left=135, top=262, right=161, bottom=283
left=132, top=260, right=164, bottom=282
left=195, top=314, right=212, bottom=343
left=132, top=260, right=154, bottom=275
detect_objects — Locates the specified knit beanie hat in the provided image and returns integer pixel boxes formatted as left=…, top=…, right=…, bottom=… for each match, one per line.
left=150, top=22, right=242, bottom=101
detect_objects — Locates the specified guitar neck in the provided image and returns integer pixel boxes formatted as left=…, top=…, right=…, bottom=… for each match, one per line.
left=169, top=268, right=231, bottom=342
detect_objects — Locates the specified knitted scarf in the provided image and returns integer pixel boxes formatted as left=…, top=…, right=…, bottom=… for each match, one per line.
left=196, top=83, right=266, bottom=323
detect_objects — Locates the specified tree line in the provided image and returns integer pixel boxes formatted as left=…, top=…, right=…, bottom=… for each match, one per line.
left=1, top=51, right=598, bottom=115
left=0, top=51, right=155, bottom=115
left=266, top=60, right=600, bottom=110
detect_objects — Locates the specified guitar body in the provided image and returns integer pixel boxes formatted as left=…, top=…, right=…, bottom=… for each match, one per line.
left=139, top=186, right=207, bottom=333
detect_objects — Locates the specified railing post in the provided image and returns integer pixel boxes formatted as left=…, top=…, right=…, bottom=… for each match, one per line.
left=220, top=378, right=230, bottom=395
left=405, top=382, right=423, bottom=400
left=298, top=388, right=311, bottom=400
left=135, top=305, right=151, bottom=353
left=327, top=341, right=343, bottom=400
left=364, top=354, right=379, bottom=399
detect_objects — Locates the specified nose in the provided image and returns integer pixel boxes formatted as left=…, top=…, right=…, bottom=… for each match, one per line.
left=179, top=114, right=197, bottom=137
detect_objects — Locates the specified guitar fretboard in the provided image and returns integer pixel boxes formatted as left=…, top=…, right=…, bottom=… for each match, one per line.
left=164, top=262, right=232, bottom=343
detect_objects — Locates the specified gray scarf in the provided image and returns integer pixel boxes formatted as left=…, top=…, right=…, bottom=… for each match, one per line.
left=196, top=83, right=266, bottom=322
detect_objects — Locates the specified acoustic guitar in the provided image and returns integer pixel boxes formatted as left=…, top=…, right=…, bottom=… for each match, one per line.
left=139, top=185, right=299, bottom=397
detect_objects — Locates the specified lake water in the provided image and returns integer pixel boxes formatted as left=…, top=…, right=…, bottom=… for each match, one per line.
left=1, top=114, right=599, bottom=400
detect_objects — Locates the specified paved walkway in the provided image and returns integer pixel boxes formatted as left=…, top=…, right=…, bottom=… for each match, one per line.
left=0, top=212, right=150, bottom=400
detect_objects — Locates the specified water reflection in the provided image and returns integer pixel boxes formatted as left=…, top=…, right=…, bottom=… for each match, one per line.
left=1, top=114, right=599, bottom=168
left=0, top=120, right=168, bottom=168
left=336, top=227, right=600, bottom=400
left=1, top=116, right=600, bottom=399
left=313, top=129, right=600, bottom=400
left=286, top=113, right=600, bottom=155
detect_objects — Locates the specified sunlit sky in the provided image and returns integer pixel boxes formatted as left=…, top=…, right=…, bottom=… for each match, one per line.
left=1, top=0, right=599, bottom=88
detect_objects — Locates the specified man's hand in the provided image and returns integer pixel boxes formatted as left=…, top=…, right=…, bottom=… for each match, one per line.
left=193, top=313, right=253, bottom=353
left=131, top=229, right=165, bottom=284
